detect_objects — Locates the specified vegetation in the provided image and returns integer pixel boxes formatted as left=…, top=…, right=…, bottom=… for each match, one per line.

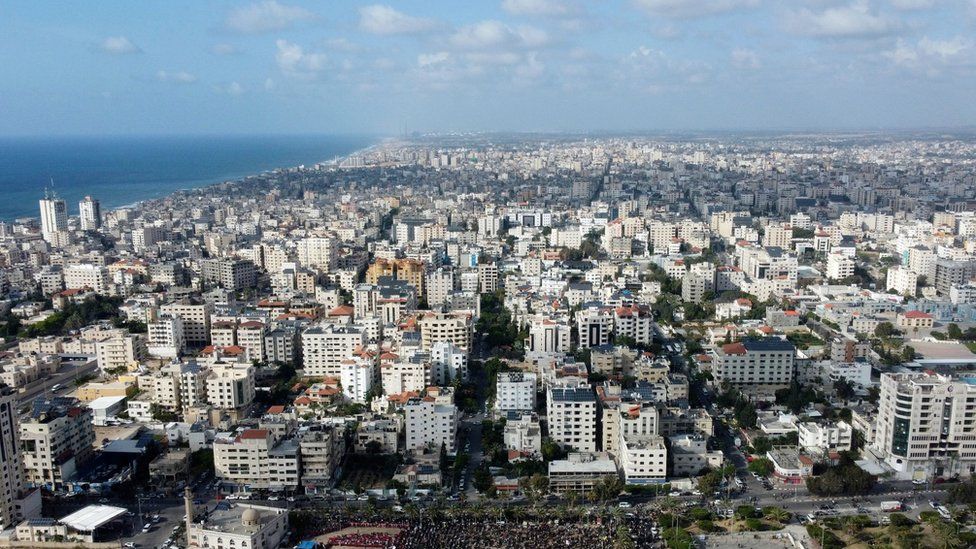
left=477, top=291, right=525, bottom=358
left=22, top=295, right=124, bottom=337
left=748, top=458, right=774, bottom=476
left=806, top=454, right=875, bottom=496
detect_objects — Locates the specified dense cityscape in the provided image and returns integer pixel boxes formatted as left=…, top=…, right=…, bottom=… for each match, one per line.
left=0, top=132, right=975, bottom=548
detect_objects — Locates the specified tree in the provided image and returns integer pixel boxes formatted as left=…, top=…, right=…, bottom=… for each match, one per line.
left=613, top=525, right=636, bottom=549
left=806, top=462, right=876, bottom=496
left=833, top=378, right=856, bottom=400
left=901, top=345, right=916, bottom=362
left=948, top=323, right=963, bottom=340
left=875, top=321, right=896, bottom=339
left=519, top=473, right=549, bottom=503
left=473, top=463, right=494, bottom=493
left=763, top=506, right=790, bottom=523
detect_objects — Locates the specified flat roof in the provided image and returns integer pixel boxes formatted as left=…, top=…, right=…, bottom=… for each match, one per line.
left=89, top=396, right=127, bottom=409
left=60, top=505, right=127, bottom=531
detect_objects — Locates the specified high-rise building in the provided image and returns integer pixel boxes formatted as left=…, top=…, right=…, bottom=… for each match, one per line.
left=38, top=193, right=68, bottom=244
left=0, top=386, right=40, bottom=529
left=20, top=397, right=95, bottom=491
left=874, top=372, right=976, bottom=479
left=78, top=196, right=101, bottom=231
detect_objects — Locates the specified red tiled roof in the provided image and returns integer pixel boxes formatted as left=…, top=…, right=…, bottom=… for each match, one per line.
left=239, top=429, right=269, bottom=440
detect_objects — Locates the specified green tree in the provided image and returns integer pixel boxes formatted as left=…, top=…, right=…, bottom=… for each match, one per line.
left=875, top=321, right=896, bottom=339
left=748, top=458, right=774, bottom=476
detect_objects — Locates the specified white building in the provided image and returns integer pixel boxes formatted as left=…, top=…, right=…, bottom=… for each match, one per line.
left=339, top=357, right=374, bottom=404
left=206, top=363, right=255, bottom=411
left=78, top=196, right=101, bottom=231
left=712, top=338, right=795, bottom=387
left=430, top=340, right=467, bottom=385
left=39, top=195, right=68, bottom=244
left=873, top=372, right=976, bottom=479
left=495, top=371, right=537, bottom=413
left=886, top=266, right=918, bottom=297
left=147, top=314, right=185, bottom=358
left=826, top=252, right=855, bottom=280
left=547, top=385, right=597, bottom=452
left=619, top=435, right=668, bottom=485
left=186, top=503, right=288, bottom=549
left=576, top=307, right=612, bottom=349
left=302, top=324, right=367, bottom=378
left=64, top=265, right=110, bottom=294
left=797, top=421, right=853, bottom=455
left=404, top=389, right=459, bottom=454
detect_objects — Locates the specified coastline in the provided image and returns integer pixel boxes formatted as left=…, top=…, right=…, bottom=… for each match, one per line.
left=0, top=135, right=382, bottom=222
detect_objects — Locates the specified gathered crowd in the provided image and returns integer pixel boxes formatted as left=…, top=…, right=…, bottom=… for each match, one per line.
left=293, top=508, right=661, bottom=548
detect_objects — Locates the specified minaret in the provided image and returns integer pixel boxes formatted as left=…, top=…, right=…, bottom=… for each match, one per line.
left=184, top=486, right=194, bottom=546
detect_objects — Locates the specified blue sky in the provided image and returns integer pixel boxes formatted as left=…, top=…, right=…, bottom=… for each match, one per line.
left=2, top=0, right=976, bottom=135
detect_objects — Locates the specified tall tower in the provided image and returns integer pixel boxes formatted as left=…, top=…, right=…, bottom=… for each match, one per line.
left=184, top=486, right=195, bottom=547
left=79, top=196, right=101, bottom=231
left=0, top=385, right=28, bottom=529
left=39, top=189, right=68, bottom=243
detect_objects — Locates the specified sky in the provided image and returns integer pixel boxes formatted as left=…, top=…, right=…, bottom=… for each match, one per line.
left=2, top=0, right=976, bottom=136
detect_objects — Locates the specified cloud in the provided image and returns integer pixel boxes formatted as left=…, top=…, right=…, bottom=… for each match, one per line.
left=214, top=81, right=246, bottom=95
left=225, top=1, right=315, bottom=33
left=501, top=0, right=577, bottom=17
left=212, top=44, right=241, bottom=56
left=633, top=0, right=759, bottom=18
left=264, top=78, right=276, bottom=91
left=98, top=36, right=141, bottom=55
left=788, top=1, right=900, bottom=38
left=156, top=70, right=197, bottom=84
left=418, top=52, right=451, bottom=67
left=889, top=0, right=935, bottom=9
left=623, top=45, right=712, bottom=91
left=358, top=5, right=437, bottom=35
left=730, top=48, right=761, bottom=69
left=883, top=36, right=975, bottom=74
left=275, top=39, right=327, bottom=77
left=449, top=20, right=549, bottom=50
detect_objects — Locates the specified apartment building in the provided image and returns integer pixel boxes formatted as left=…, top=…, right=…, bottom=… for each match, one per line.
left=873, top=372, right=976, bottom=478
left=418, top=312, right=473, bottom=351
left=547, top=385, right=597, bottom=452
left=19, top=397, right=95, bottom=490
left=160, top=300, right=213, bottom=347
left=94, top=332, right=146, bottom=372
left=301, top=324, right=367, bottom=378
left=576, top=307, right=612, bottom=349
left=404, top=389, right=459, bottom=454
left=206, top=363, right=255, bottom=412
left=712, top=337, right=796, bottom=387
left=612, top=305, right=654, bottom=345
left=495, top=371, right=537, bottom=413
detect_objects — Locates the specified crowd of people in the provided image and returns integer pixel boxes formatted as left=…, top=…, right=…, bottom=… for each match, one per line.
left=325, top=530, right=403, bottom=548
left=293, top=509, right=661, bottom=548
left=395, top=516, right=654, bottom=548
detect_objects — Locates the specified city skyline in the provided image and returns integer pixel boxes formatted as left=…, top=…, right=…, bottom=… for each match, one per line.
left=3, top=0, right=976, bottom=136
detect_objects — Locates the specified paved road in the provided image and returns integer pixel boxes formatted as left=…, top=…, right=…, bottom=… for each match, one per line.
left=18, top=360, right=98, bottom=405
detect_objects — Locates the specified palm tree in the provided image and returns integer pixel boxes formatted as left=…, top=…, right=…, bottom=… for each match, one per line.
left=763, top=506, right=790, bottom=524
left=932, top=520, right=963, bottom=549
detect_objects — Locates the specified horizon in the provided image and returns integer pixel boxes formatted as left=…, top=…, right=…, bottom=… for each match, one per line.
left=4, top=1, right=976, bottom=136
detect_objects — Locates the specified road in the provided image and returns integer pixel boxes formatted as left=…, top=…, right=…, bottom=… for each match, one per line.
left=17, top=360, right=98, bottom=405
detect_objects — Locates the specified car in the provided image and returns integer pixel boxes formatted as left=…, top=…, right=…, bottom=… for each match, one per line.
left=142, top=525, right=152, bottom=533
left=286, top=496, right=295, bottom=502
left=152, top=515, right=162, bottom=523
left=98, top=497, right=109, bottom=503
left=912, top=479, right=926, bottom=486
left=268, top=496, right=280, bottom=501
left=123, top=544, right=137, bottom=549
left=618, top=501, right=632, bottom=509
left=357, top=495, right=369, bottom=501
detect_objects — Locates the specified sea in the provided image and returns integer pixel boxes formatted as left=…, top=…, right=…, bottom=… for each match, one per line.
left=0, top=134, right=377, bottom=221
